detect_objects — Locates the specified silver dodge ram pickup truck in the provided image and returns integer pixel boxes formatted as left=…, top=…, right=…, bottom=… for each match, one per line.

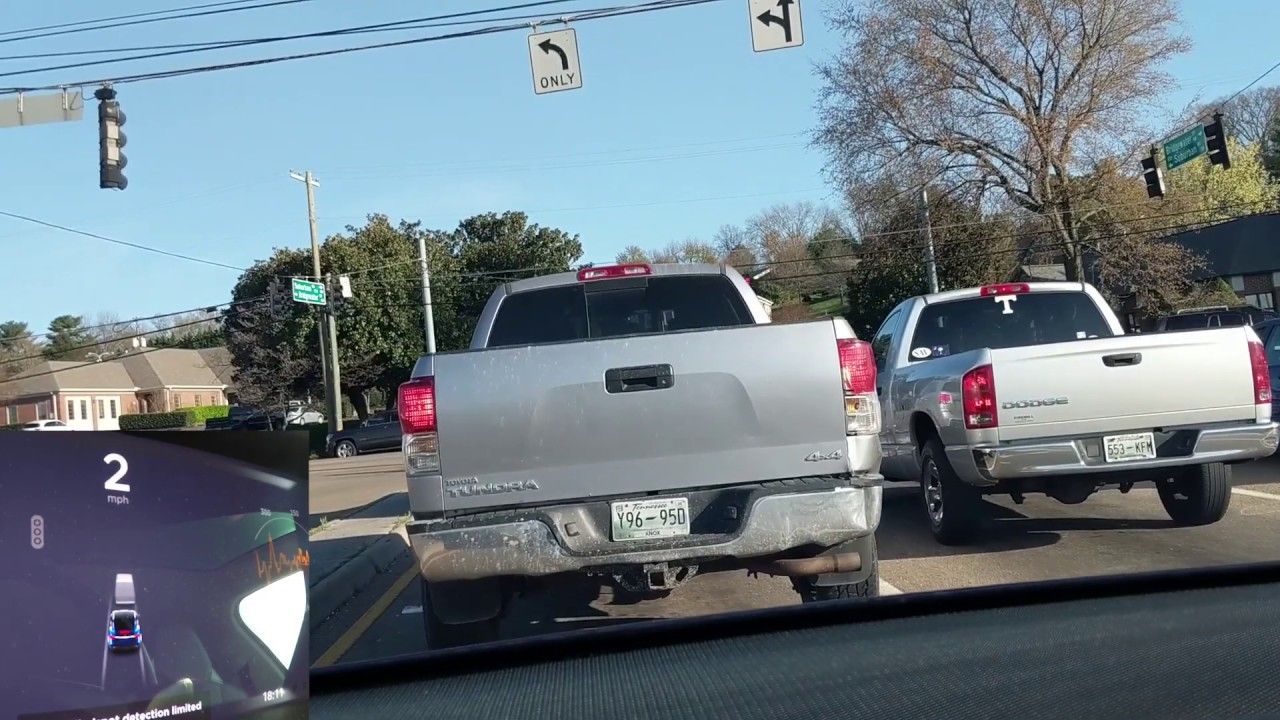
left=873, top=281, right=1278, bottom=545
left=398, top=262, right=883, bottom=647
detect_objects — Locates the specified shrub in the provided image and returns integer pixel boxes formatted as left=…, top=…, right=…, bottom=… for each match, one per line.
left=0, top=422, right=24, bottom=431
left=119, top=411, right=190, bottom=430
left=191, top=405, right=230, bottom=424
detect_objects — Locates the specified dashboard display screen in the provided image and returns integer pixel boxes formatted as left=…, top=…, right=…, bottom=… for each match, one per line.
left=0, top=431, right=310, bottom=720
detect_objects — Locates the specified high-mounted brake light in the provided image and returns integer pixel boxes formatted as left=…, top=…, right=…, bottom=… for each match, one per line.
left=398, top=377, right=437, bottom=434
left=577, top=263, right=652, bottom=282
left=1249, top=339, right=1271, bottom=405
left=979, top=283, right=1031, bottom=297
left=962, top=364, right=998, bottom=429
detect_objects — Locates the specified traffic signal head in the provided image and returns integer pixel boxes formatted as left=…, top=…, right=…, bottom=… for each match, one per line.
left=1141, top=152, right=1165, bottom=199
left=1204, top=112, right=1231, bottom=170
left=94, top=86, right=127, bottom=190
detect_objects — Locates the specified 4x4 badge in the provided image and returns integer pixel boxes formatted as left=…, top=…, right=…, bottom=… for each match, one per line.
left=804, top=450, right=843, bottom=462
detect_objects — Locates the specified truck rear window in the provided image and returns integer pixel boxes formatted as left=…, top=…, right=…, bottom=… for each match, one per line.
left=487, top=275, right=753, bottom=347
left=909, top=291, right=1114, bottom=360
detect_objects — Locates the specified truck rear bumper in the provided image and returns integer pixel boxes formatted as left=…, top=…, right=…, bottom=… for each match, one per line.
left=949, top=422, right=1279, bottom=485
left=407, top=477, right=883, bottom=583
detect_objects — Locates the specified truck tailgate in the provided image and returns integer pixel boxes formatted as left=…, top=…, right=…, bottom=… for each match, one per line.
left=990, top=327, right=1258, bottom=441
left=432, top=321, right=850, bottom=511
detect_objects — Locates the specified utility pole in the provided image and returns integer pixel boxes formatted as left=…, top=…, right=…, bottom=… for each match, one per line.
left=290, top=170, right=343, bottom=432
left=325, top=273, right=344, bottom=430
left=417, top=235, right=437, bottom=354
left=919, top=187, right=940, bottom=294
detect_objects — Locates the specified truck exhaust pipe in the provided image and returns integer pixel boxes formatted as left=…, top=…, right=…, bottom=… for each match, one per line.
left=747, top=551, right=862, bottom=577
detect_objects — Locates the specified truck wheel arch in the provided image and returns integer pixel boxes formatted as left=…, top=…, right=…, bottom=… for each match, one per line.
left=910, top=412, right=939, bottom=454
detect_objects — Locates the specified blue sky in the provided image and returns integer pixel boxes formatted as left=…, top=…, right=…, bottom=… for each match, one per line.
left=1, top=0, right=1277, bottom=332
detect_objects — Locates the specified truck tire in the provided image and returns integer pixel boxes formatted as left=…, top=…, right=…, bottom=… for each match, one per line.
left=794, top=535, right=879, bottom=603
left=1157, top=463, right=1232, bottom=526
left=334, top=440, right=358, bottom=458
left=421, top=578, right=501, bottom=650
left=920, top=437, right=982, bottom=545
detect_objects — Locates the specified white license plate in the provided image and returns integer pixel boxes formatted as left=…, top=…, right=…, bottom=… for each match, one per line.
left=610, top=497, right=690, bottom=541
left=1103, top=432, right=1157, bottom=462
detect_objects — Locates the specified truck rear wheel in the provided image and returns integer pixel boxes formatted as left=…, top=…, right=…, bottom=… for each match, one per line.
left=1157, top=463, right=1232, bottom=526
left=920, top=438, right=982, bottom=545
left=792, top=534, right=879, bottom=602
left=421, top=578, right=501, bottom=650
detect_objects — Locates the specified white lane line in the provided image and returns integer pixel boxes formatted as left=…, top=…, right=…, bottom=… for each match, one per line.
left=1235, top=487, right=1280, bottom=502
left=878, top=579, right=903, bottom=596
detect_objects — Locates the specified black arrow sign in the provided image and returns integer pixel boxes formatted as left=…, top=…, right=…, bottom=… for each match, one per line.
left=756, top=0, right=795, bottom=44
left=538, top=38, right=569, bottom=71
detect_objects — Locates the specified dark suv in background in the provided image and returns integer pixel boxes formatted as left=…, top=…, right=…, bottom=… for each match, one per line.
left=1155, top=305, right=1277, bottom=332
left=325, top=409, right=401, bottom=458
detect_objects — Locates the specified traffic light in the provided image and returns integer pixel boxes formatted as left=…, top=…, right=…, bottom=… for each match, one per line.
left=1204, top=112, right=1231, bottom=170
left=94, top=86, right=127, bottom=190
left=1141, top=150, right=1165, bottom=199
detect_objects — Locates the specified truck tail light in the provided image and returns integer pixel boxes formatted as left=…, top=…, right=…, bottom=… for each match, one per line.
left=399, top=377, right=440, bottom=474
left=837, top=338, right=879, bottom=434
left=962, top=364, right=998, bottom=429
left=1249, top=339, right=1271, bottom=404
left=979, top=283, right=1030, bottom=297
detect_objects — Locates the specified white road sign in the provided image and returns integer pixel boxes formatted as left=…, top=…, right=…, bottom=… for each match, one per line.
left=528, top=28, right=582, bottom=95
left=749, top=0, right=803, bottom=52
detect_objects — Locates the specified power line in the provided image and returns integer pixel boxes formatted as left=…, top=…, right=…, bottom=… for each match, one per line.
left=4, top=298, right=267, bottom=365
left=11, top=299, right=252, bottom=344
left=0, top=0, right=726, bottom=94
left=0, top=0, right=316, bottom=47
left=0, top=0, right=268, bottom=37
left=0, top=1, right=587, bottom=80
left=0, top=210, right=248, bottom=272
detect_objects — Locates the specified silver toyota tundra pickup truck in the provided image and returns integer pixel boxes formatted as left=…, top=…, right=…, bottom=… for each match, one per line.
left=398, top=262, right=883, bottom=647
left=873, top=281, right=1278, bottom=545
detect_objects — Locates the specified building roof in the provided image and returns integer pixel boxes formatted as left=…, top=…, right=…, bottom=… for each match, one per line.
left=1019, top=264, right=1067, bottom=281
left=0, top=348, right=231, bottom=402
left=0, top=360, right=137, bottom=399
left=121, top=348, right=232, bottom=388
left=1165, top=213, right=1280, bottom=279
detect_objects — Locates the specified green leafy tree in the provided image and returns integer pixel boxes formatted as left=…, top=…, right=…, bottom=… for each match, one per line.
left=0, top=321, right=39, bottom=379
left=43, top=315, right=91, bottom=360
left=1165, top=138, right=1280, bottom=221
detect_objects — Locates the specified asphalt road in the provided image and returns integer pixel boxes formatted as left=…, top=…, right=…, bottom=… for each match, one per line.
left=309, top=455, right=1280, bottom=667
left=309, top=451, right=404, bottom=520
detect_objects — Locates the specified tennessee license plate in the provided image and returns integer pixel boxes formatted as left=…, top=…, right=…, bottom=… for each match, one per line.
left=1103, top=432, right=1157, bottom=462
left=610, top=497, right=690, bottom=541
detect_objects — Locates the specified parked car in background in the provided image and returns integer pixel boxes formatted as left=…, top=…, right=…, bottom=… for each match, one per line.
left=1155, top=305, right=1276, bottom=332
left=326, top=410, right=401, bottom=457
left=873, top=282, right=1277, bottom=545
left=21, top=420, right=71, bottom=431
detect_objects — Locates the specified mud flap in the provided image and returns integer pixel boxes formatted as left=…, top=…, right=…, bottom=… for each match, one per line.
left=812, top=534, right=877, bottom=588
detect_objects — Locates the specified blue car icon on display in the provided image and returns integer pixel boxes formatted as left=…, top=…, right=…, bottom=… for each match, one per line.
left=108, top=609, right=141, bottom=651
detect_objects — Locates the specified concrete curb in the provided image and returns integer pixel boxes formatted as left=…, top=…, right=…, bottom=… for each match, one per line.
left=309, top=526, right=410, bottom=630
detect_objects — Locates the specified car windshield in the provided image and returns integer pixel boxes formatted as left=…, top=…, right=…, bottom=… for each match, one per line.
left=1163, top=313, right=1212, bottom=330
left=909, top=291, right=1114, bottom=359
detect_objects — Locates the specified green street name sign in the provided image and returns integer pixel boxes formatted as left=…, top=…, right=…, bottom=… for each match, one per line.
left=291, top=278, right=326, bottom=305
left=1163, top=125, right=1207, bottom=171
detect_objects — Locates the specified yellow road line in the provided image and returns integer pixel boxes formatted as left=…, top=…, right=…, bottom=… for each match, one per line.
left=312, top=564, right=419, bottom=668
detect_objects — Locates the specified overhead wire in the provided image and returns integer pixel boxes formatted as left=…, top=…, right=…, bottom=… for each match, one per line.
left=0, top=0, right=727, bottom=94
left=0, top=0, right=316, bottom=46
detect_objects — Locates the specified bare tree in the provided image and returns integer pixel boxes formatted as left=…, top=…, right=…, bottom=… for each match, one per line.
left=817, top=0, right=1189, bottom=281
left=1195, top=86, right=1280, bottom=146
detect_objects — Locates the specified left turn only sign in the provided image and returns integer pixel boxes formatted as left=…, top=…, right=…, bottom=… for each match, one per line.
left=528, top=28, right=582, bottom=95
